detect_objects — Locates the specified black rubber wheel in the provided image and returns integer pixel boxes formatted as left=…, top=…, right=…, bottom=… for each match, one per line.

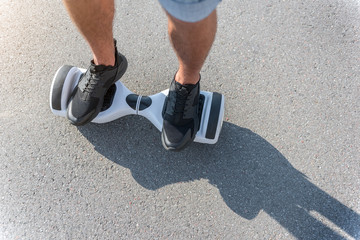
left=205, top=92, right=223, bottom=140
left=50, top=65, right=73, bottom=111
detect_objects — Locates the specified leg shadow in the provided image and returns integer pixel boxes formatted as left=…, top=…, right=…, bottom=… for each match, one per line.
left=78, top=117, right=360, bottom=239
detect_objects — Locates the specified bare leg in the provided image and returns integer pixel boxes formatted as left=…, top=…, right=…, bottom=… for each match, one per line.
left=63, top=0, right=115, bottom=66
left=63, top=0, right=128, bottom=126
left=161, top=10, right=218, bottom=151
left=167, top=10, right=217, bottom=85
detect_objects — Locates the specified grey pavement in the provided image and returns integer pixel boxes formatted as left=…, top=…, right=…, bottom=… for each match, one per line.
left=1, top=0, right=359, bottom=239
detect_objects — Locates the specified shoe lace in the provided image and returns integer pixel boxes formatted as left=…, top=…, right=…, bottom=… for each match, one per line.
left=83, top=67, right=102, bottom=94
left=173, top=88, right=189, bottom=114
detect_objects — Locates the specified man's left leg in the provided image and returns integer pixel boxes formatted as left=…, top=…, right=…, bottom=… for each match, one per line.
left=160, top=0, right=220, bottom=151
left=167, top=10, right=217, bottom=85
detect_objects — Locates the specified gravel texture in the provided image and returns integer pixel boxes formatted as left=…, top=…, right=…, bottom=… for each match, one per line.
left=0, top=0, right=359, bottom=239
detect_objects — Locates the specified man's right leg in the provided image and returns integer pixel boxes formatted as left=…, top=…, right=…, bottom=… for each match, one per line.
left=63, top=0, right=115, bottom=66
left=63, top=0, right=127, bottom=125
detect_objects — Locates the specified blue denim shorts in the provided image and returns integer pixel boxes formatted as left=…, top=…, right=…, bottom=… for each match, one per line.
left=158, top=0, right=222, bottom=22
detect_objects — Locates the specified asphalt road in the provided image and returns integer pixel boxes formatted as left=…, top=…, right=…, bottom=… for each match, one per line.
left=1, top=0, right=359, bottom=239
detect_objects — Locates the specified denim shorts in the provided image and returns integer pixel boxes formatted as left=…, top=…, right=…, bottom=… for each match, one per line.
left=158, top=0, right=222, bottom=22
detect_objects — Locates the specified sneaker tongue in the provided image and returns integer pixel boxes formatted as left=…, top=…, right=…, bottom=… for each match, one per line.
left=175, top=81, right=197, bottom=94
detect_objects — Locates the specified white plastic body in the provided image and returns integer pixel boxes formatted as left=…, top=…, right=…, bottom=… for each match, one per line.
left=50, top=67, right=224, bottom=144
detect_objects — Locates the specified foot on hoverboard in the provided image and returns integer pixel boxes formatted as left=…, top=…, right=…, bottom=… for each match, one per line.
left=161, top=77, right=200, bottom=151
left=50, top=66, right=225, bottom=146
left=67, top=40, right=127, bottom=126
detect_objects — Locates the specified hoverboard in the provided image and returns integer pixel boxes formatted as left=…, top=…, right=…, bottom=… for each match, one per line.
left=49, top=65, right=225, bottom=144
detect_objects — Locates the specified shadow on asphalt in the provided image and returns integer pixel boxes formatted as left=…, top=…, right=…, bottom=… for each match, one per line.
left=78, top=117, right=360, bottom=239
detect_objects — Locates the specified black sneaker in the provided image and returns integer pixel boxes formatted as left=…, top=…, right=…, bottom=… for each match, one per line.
left=161, top=77, right=200, bottom=151
left=67, top=42, right=127, bottom=126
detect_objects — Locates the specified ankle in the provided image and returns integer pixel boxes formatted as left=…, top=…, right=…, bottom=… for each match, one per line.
left=175, top=71, right=200, bottom=85
left=93, top=54, right=115, bottom=67
left=92, top=42, right=116, bottom=66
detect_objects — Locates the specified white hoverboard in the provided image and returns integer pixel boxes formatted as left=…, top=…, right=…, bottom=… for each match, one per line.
left=49, top=65, right=225, bottom=144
